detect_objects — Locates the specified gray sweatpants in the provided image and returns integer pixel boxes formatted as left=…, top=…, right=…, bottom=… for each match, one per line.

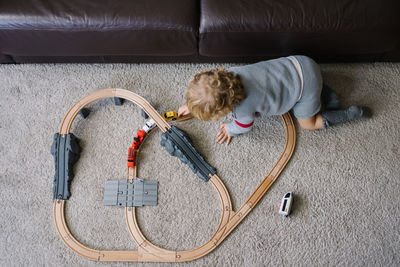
left=291, top=56, right=323, bottom=119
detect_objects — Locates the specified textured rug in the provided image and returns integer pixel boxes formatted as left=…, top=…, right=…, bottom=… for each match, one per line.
left=0, top=61, right=399, bottom=266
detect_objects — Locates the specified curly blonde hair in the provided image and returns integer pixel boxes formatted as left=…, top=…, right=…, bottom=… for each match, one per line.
left=186, top=68, right=245, bottom=121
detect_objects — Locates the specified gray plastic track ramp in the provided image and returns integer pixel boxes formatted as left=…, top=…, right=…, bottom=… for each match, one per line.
left=51, top=133, right=81, bottom=200
left=161, top=126, right=216, bottom=182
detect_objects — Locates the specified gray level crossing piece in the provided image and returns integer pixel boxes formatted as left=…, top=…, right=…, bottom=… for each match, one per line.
left=161, top=126, right=216, bottom=182
left=51, top=133, right=81, bottom=200
left=103, top=179, right=158, bottom=207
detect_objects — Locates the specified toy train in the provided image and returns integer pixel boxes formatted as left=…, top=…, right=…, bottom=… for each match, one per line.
left=143, top=118, right=156, bottom=133
left=127, top=118, right=156, bottom=168
left=278, top=192, right=294, bottom=217
left=127, top=111, right=177, bottom=168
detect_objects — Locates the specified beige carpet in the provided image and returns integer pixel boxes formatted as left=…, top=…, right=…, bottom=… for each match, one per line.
left=0, top=61, right=399, bottom=266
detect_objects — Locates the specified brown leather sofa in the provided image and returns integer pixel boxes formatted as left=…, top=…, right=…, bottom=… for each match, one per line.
left=0, top=0, right=399, bottom=64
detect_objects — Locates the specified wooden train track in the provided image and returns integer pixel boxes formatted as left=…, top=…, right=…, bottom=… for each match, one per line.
left=53, top=88, right=296, bottom=262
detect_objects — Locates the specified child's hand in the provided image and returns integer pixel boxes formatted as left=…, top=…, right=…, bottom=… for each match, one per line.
left=216, top=123, right=232, bottom=145
left=178, top=104, right=190, bottom=117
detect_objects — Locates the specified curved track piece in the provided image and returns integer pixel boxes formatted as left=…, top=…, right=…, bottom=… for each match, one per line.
left=53, top=88, right=296, bottom=262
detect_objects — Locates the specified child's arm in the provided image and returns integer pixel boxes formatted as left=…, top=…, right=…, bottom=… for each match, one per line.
left=225, top=113, right=255, bottom=136
left=217, top=114, right=254, bottom=145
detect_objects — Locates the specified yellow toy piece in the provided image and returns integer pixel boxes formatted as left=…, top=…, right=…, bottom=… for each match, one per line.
left=162, top=111, right=178, bottom=121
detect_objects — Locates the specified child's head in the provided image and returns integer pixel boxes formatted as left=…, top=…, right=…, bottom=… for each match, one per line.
left=186, top=68, right=245, bottom=121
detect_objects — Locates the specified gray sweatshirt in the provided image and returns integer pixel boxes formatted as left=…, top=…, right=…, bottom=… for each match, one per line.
left=226, top=56, right=302, bottom=136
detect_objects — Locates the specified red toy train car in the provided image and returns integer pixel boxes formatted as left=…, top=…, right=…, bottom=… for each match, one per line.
left=127, top=129, right=147, bottom=168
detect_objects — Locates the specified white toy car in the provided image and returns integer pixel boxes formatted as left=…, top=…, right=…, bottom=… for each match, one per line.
left=278, top=192, right=294, bottom=217
left=142, top=119, right=157, bottom=133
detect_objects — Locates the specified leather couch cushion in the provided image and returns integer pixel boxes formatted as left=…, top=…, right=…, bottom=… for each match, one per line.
left=199, top=0, right=400, bottom=58
left=0, top=0, right=198, bottom=57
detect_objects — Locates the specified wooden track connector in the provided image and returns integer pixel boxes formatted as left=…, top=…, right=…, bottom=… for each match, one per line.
left=53, top=89, right=296, bottom=262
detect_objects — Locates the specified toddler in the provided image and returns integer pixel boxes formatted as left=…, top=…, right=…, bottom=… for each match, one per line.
left=178, top=56, right=371, bottom=145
